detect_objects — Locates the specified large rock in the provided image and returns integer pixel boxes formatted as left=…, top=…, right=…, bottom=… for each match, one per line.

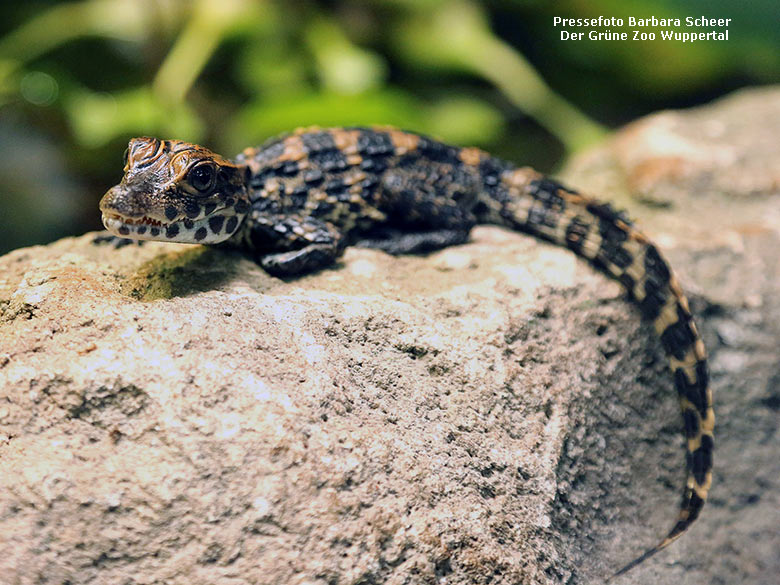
left=1, top=87, right=778, bottom=584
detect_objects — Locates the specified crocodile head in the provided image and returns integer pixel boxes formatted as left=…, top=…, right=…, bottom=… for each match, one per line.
left=100, top=138, right=250, bottom=244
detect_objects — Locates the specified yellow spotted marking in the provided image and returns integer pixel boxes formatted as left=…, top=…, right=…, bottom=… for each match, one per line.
left=701, top=407, right=715, bottom=432
left=559, top=190, right=591, bottom=207
left=293, top=125, right=321, bottom=135
left=329, top=128, right=362, bottom=156
left=653, top=297, right=681, bottom=335
left=693, top=482, right=709, bottom=499
left=503, top=167, right=540, bottom=190
left=342, top=170, right=368, bottom=186
left=581, top=229, right=603, bottom=260
left=458, top=147, right=484, bottom=166
left=388, top=129, right=420, bottom=155
left=278, top=136, right=307, bottom=162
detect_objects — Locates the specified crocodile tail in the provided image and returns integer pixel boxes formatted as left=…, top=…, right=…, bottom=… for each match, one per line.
left=470, top=161, right=715, bottom=577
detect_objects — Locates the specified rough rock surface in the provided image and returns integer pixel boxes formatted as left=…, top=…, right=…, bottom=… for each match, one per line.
left=1, top=86, right=778, bottom=585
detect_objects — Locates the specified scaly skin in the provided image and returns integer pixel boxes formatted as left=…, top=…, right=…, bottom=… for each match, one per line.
left=99, top=126, right=715, bottom=577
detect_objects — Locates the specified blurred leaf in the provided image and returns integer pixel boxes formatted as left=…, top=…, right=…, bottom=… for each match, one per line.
left=228, top=90, right=504, bottom=153
left=66, top=87, right=204, bottom=148
left=0, top=58, right=19, bottom=105
left=394, top=1, right=606, bottom=152
left=238, top=36, right=310, bottom=98
left=305, top=17, right=388, bottom=94
left=0, top=0, right=186, bottom=103
left=227, top=90, right=426, bottom=151
left=426, top=96, right=504, bottom=145
left=0, top=0, right=168, bottom=61
left=153, top=0, right=271, bottom=104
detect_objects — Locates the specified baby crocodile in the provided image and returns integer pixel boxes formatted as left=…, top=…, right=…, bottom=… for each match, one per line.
left=99, top=126, right=714, bottom=577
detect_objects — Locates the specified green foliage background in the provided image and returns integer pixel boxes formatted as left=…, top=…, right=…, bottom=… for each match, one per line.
left=0, top=0, right=777, bottom=254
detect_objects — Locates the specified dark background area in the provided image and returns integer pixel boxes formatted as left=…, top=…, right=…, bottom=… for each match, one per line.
left=0, top=0, right=777, bottom=255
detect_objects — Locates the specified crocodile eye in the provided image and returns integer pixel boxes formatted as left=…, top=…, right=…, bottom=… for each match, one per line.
left=188, top=163, right=216, bottom=193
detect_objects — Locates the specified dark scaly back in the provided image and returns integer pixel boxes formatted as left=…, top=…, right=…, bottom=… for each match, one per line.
left=235, top=126, right=415, bottom=235
left=234, top=126, right=483, bottom=240
left=463, top=151, right=715, bottom=576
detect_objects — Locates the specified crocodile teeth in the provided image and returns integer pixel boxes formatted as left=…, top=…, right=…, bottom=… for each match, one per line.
left=106, top=213, right=168, bottom=227
left=124, top=217, right=166, bottom=227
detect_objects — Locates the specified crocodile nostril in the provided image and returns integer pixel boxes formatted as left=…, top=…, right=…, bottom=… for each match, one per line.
left=98, top=186, right=122, bottom=212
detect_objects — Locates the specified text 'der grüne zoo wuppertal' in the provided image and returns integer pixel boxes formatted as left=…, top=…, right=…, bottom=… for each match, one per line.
left=553, top=16, right=731, bottom=42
